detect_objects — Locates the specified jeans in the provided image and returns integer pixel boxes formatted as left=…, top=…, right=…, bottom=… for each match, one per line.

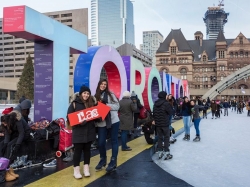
left=182, top=116, right=191, bottom=135
left=224, top=108, right=228, bottom=116
left=193, top=118, right=201, bottom=136
left=97, top=122, right=120, bottom=159
left=121, top=130, right=129, bottom=149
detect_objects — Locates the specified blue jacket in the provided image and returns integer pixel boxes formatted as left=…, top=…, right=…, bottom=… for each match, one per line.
left=223, top=102, right=230, bottom=108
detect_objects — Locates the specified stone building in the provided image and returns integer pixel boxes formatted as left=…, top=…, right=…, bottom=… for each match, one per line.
left=156, top=29, right=250, bottom=100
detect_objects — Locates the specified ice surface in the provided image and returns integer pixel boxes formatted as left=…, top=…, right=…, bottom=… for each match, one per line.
left=153, top=109, right=250, bottom=187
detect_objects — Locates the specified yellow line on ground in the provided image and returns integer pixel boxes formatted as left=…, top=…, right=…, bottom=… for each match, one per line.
left=25, top=137, right=152, bottom=187
left=26, top=116, right=189, bottom=187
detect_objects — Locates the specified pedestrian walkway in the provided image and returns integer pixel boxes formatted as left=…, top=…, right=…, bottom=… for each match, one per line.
left=153, top=109, right=250, bottom=187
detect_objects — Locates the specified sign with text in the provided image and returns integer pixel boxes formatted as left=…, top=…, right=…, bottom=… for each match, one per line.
left=3, top=6, right=25, bottom=33
left=34, top=41, right=53, bottom=121
left=67, top=102, right=110, bottom=126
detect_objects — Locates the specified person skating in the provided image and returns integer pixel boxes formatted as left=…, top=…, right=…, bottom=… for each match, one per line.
left=181, top=97, right=192, bottom=140
left=246, top=101, right=250, bottom=116
left=210, top=100, right=217, bottom=119
left=153, top=91, right=174, bottom=160
left=190, top=100, right=205, bottom=142
left=201, top=99, right=209, bottom=119
left=216, top=101, right=221, bottom=118
left=67, top=85, right=97, bottom=179
left=223, top=100, right=230, bottom=116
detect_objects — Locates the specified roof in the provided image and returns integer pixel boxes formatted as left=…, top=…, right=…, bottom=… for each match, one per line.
left=216, top=30, right=226, bottom=42
left=157, top=29, right=192, bottom=53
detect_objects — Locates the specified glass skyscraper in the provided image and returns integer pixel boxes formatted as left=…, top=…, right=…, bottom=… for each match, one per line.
left=91, top=0, right=135, bottom=48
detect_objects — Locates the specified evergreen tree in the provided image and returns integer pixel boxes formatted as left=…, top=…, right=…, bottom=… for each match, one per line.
left=16, top=54, right=34, bottom=100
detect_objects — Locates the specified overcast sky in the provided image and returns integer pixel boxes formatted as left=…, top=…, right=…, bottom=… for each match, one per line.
left=0, top=0, right=249, bottom=48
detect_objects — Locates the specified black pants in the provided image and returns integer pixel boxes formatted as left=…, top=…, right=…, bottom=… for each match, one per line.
left=133, top=113, right=139, bottom=128
left=156, top=126, right=170, bottom=152
left=212, top=110, right=216, bottom=117
left=73, top=141, right=92, bottom=167
left=0, top=138, right=18, bottom=158
left=248, top=110, right=250, bottom=116
left=202, top=110, right=207, bottom=118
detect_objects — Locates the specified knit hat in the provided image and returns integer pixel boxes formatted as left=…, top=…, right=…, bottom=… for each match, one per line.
left=2, top=107, right=13, bottom=115
left=79, top=85, right=91, bottom=95
left=123, top=91, right=131, bottom=97
left=158, top=91, right=167, bottom=99
left=131, top=91, right=137, bottom=97
left=20, top=99, right=32, bottom=110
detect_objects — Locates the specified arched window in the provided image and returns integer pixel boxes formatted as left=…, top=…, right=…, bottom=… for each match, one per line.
left=230, top=52, right=233, bottom=58
left=220, top=75, right=225, bottom=81
left=162, top=68, right=168, bottom=73
left=180, top=68, right=187, bottom=80
left=238, top=84, right=248, bottom=89
left=235, top=52, right=238, bottom=58
left=203, top=55, right=207, bottom=62
left=240, top=51, right=244, bottom=58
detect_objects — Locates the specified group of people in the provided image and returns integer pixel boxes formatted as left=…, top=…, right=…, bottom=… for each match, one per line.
left=0, top=98, right=32, bottom=182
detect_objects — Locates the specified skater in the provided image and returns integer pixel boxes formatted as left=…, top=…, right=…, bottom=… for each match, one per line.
left=201, top=99, right=209, bottom=119
left=246, top=101, right=250, bottom=116
left=237, top=101, right=241, bottom=114
left=94, top=79, right=120, bottom=173
left=153, top=91, right=174, bottom=160
left=231, top=100, right=237, bottom=112
left=210, top=100, right=217, bottom=119
left=167, top=94, right=177, bottom=143
left=216, top=101, right=221, bottom=118
left=223, top=100, right=230, bottom=116
left=67, top=85, right=97, bottom=179
left=190, top=100, right=205, bottom=142
left=181, top=96, right=192, bottom=140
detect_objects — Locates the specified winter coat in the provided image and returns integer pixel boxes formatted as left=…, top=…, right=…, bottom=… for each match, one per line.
left=191, top=105, right=205, bottom=120
left=130, top=96, right=143, bottom=113
left=119, top=97, right=137, bottom=130
left=181, top=102, right=192, bottom=116
left=153, top=99, right=173, bottom=127
left=95, top=92, right=120, bottom=128
left=211, top=103, right=217, bottom=111
left=223, top=102, right=230, bottom=108
left=67, top=93, right=97, bottom=144
left=201, top=102, right=209, bottom=111
left=4, top=110, right=31, bottom=145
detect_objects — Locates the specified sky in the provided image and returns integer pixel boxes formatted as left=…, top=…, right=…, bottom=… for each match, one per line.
left=0, top=0, right=249, bottom=48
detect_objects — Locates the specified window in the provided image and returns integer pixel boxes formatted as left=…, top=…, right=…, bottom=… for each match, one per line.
left=170, top=47, right=176, bottom=55
left=240, top=37, right=243, bottom=45
left=49, top=15, right=59, bottom=18
left=203, top=55, right=207, bottom=62
left=15, top=47, right=24, bottom=50
left=219, top=51, right=225, bottom=58
left=221, top=75, right=224, bottom=81
left=162, top=68, right=168, bottom=73
left=235, top=52, right=238, bottom=58
left=61, top=13, right=72, bottom=17
left=246, top=52, right=248, bottom=57
left=15, top=41, right=24, bottom=44
left=230, top=52, right=233, bottom=58
left=180, top=68, right=187, bottom=80
left=240, top=51, right=244, bottom=58
left=61, top=19, right=72, bottom=23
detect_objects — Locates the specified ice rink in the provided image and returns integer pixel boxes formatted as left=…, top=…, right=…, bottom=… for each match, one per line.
left=153, top=109, right=250, bottom=187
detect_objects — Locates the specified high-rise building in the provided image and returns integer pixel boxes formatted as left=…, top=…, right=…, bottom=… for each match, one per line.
left=203, top=6, right=229, bottom=40
left=91, top=0, right=135, bottom=48
left=0, top=8, right=88, bottom=98
left=141, top=30, right=163, bottom=63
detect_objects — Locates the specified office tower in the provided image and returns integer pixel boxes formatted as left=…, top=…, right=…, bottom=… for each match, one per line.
left=91, top=0, right=135, bottom=47
left=203, top=6, right=229, bottom=40
left=141, top=30, right=163, bottom=60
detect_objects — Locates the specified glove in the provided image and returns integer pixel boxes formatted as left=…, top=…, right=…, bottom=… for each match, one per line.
left=1, top=143, right=7, bottom=155
left=80, top=120, right=87, bottom=126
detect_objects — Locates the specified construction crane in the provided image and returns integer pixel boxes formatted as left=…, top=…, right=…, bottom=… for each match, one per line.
left=218, top=0, right=224, bottom=7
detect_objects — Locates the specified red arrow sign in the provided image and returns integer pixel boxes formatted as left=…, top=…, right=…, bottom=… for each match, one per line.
left=67, top=102, right=111, bottom=126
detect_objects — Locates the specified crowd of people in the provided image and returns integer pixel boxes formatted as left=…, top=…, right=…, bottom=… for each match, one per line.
left=1, top=79, right=250, bottom=183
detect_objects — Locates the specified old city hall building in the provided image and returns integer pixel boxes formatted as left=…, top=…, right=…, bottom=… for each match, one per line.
left=156, top=29, right=250, bottom=101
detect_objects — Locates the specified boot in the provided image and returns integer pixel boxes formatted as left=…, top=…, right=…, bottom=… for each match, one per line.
left=63, top=151, right=74, bottom=162
left=193, top=136, right=200, bottom=142
left=106, top=157, right=117, bottom=173
left=183, top=134, right=187, bottom=140
left=95, top=157, right=107, bottom=171
left=5, top=171, right=16, bottom=182
left=186, top=135, right=190, bottom=141
left=9, top=168, right=19, bottom=178
left=73, top=166, right=82, bottom=179
left=83, top=164, right=90, bottom=177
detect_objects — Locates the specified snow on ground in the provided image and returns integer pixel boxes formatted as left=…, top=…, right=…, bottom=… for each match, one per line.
left=153, top=109, right=250, bottom=187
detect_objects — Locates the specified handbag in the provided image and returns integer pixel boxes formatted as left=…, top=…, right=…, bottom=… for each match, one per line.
left=139, top=106, right=147, bottom=119
left=0, top=157, right=10, bottom=170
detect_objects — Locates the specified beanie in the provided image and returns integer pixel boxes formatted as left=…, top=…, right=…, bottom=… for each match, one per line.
left=123, top=91, right=131, bottom=97
left=79, top=85, right=91, bottom=95
left=158, top=91, right=167, bottom=99
left=131, top=91, right=137, bottom=97
left=20, top=99, right=32, bottom=110
left=2, top=107, right=13, bottom=115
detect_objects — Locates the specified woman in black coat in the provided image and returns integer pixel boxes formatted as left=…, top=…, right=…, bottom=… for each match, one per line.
left=67, top=85, right=97, bottom=179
